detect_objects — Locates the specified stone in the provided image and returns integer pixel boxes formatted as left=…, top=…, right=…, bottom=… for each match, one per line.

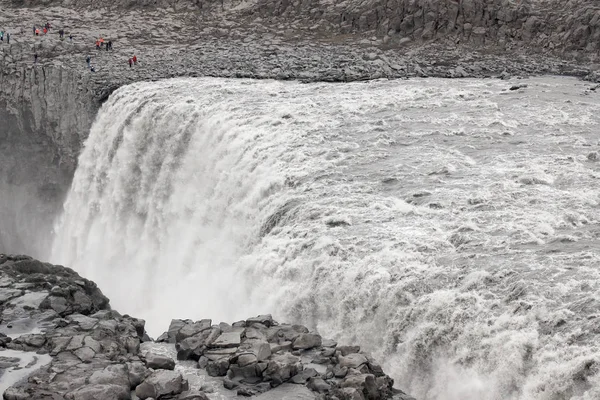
left=340, top=374, right=378, bottom=399
left=211, top=331, right=242, bottom=348
left=145, top=353, right=175, bottom=370
left=292, top=333, right=322, bottom=350
left=246, top=314, right=274, bottom=327
left=89, top=364, right=130, bottom=388
left=135, top=370, right=189, bottom=399
left=307, top=377, right=330, bottom=393
left=177, top=390, right=209, bottom=400
left=237, top=353, right=258, bottom=367
left=166, top=319, right=189, bottom=343
left=223, top=377, right=239, bottom=389
left=206, top=358, right=230, bottom=377
left=291, top=367, right=317, bottom=384
left=65, top=384, right=130, bottom=400
left=127, top=361, right=148, bottom=388
left=339, top=353, right=368, bottom=369
left=176, top=336, right=206, bottom=360
left=270, top=341, right=293, bottom=353
left=204, top=347, right=237, bottom=361
left=176, top=319, right=212, bottom=342
left=334, top=365, right=349, bottom=378
left=337, top=345, right=360, bottom=356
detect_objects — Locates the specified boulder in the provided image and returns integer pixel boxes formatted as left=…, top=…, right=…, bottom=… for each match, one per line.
left=339, top=354, right=368, bottom=369
left=65, top=384, right=130, bottom=400
left=135, top=370, right=189, bottom=399
left=204, top=347, right=237, bottom=361
left=246, top=314, right=274, bottom=327
left=176, top=319, right=212, bottom=342
left=292, top=333, right=322, bottom=350
left=290, top=367, right=317, bottom=384
left=237, top=353, right=258, bottom=367
left=340, top=374, right=379, bottom=399
left=307, top=377, right=330, bottom=393
left=145, top=352, right=176, bottom=370
left=176, top=335, right=206, bottom=360
left=177, top=390, right=210, bottom=400
left=206, top=358, right=230, bottom=377
left=211, top=331, right=242, bottom=348
left=88, top=364, right=130, bottom=388
left=338, top=345, right=360, bottom=356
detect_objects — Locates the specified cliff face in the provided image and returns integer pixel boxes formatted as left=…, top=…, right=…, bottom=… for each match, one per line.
left=247, top=0, right=600, bottom=55
left=0, top=55, right=98, bottom=256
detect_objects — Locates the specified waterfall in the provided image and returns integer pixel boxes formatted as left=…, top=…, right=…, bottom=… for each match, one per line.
left=52, top=77, right=600, bottom=400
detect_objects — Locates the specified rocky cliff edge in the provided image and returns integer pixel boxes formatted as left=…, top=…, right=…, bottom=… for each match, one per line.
left=0, top=254, right=413, bottom=400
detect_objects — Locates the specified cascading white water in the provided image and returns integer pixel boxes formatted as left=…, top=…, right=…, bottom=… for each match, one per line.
left=52, top=77, right=600, bottom=400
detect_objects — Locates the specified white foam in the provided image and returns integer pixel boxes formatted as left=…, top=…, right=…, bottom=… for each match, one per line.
left=51, top=76, right=600, bottom=399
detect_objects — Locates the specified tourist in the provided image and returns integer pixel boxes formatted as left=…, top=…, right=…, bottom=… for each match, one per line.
left=86, top=55, right=91, bottom=67
left=35, top=28, right=39, bottom=36
left=133, top=55, right=137, bottom=65
left=0, top=31, right=4, bottom=41
left=34, top=53, right=38, bottom=63
left=90, top=65, right=95, bottom=72
left=32, top=25, right=36, bottom=35
left=128, top=58, right=133, bottom=68
left=69, top=34, right=72, bottom=42
left=43, top=27, right=47, bottom=35
left=107, top=40, right=112, bottom=50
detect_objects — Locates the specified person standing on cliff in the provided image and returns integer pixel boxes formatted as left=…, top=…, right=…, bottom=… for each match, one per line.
left=132, top=55, right=137, bottom=65
left=1, top=31, right=4, bottom=42
left=86, top=55, right=91, bottom=67
left=34, top=53, right=38, bottom=63
left=128, top=58, right=133, bottom=68
left=35, top=28, right=40, bottom=36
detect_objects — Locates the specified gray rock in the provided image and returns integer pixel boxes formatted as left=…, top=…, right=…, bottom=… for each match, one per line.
left=211, top=331, right=242, bottom=348
left=206, top=358, right=230, bottom=377
left=292, top=333, right=322, bottom=350
left=290, top=367, right=317, bottom=384
left=177, top=390, right=210, bottom=400
left=145, top=352, right=176, bottom=370
left=65, top=384, right=130, bottom=400
left=246, top=314, right=274, bottom=327
left=89, top=364, right=130, bottom=388
left=338, top=345, right=361, bottom=356
left=339, top=353, right=368, bottom=369
left=237, top=353, right=258, bottom=367
left=307, top=377, right=330, bottom=393
left=204, top=347, right=238, bottom=361
left=135, top=370, right=189, bottom=399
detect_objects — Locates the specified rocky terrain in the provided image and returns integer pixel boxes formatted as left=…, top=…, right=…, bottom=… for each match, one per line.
left=0, top=254, right=412, bottom=399
left=2, top=0, right=600, bottom=255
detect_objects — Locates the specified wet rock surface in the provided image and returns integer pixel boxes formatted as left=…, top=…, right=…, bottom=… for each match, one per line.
left=0, top=254, right=410, bottom=399
left=164, top=316, right=412, bottom=399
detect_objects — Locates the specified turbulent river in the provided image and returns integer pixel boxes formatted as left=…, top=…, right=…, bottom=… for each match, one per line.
left=51, top=76, right=600, bottom=400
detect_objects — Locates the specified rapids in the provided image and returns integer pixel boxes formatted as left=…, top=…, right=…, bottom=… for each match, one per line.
left=51, top=76, right=600, bottom=400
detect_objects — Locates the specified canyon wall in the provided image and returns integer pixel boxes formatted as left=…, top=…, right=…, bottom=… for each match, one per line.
left=0, top=51, right=98, bottom=256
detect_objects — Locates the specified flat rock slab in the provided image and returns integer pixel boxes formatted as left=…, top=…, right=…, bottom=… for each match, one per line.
left=211, top=332, right=241, bottom=348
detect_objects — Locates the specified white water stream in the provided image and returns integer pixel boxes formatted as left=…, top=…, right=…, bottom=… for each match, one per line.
left=51, top=76, right=600, bottom=400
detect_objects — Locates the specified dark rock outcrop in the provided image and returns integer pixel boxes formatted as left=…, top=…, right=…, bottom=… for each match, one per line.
left=0, top=254, right=410, bottom=400
left=163, top=314, right=411, bottom=399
